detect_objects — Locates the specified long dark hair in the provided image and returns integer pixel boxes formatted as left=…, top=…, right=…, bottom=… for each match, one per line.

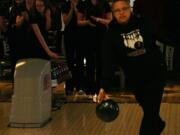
left=30, top=0, right=51, bottom=17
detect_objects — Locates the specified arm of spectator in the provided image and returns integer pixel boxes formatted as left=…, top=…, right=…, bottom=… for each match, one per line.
left=62, top=8, right=73, bottom=26
left=15, top=10, right=30, bottom=27
left=62, top=0, right=77, bottom=26
left=90, top=12, right=112, bottom=26
left=31, top=24, right=59, bottom=58
left=45, top=9, right=51, bottom=30
left=77, top=12, right=96, bottom=27
left=15, top=15, right=25, bottom=27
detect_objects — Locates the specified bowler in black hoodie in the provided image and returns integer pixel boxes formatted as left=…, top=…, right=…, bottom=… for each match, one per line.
left=100, top=0, right=166, bottom=135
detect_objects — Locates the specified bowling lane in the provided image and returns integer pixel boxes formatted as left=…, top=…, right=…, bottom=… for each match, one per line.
left=0, top=103, right=142, bottom=135
left=0, top=102, right=180, bottom=135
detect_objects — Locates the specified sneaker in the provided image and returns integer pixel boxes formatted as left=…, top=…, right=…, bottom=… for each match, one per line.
left=51, top=100, right=61, bottom=111
left=78, top=90, right=86, bottom=95
left=139, top=118, right=166, bottom=135
left=52, top=104, right=60, bottom=111
left=157, top=120, right=166, bottom=134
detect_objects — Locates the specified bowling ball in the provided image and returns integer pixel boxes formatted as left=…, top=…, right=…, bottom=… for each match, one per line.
left=96, top=99, right=119, bottom=122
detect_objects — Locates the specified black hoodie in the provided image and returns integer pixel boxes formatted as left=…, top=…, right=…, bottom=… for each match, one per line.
left=100, top=15, right=166, bottom=89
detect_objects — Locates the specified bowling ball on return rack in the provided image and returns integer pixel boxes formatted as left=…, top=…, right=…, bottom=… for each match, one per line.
left=96, top=99, right=119, bottom=122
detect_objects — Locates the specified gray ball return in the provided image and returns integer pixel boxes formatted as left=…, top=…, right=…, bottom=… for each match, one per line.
left=9, top=58, right=52, bottom=128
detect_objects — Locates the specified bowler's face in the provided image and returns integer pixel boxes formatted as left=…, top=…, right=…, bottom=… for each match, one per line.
left=112, top=1, right=131, bottom=24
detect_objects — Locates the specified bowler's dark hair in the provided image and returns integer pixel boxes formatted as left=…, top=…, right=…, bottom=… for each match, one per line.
left=111, top=0, right=130, bottom=9
left=112, top=0, right=130, bottom=4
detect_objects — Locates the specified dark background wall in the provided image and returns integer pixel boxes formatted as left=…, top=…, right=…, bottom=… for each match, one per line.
left=134, top=0, right=180, bottom=46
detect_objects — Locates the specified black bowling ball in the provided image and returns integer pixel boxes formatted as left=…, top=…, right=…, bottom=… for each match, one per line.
left=96, top=99, right=119, bottom=122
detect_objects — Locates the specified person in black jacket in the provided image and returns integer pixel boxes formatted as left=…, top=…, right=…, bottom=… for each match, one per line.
left=76, top=0, right=112, bottom=94
left=61, top=0, right=80, bottom=95
left=100, top=0, right=166, bottom=135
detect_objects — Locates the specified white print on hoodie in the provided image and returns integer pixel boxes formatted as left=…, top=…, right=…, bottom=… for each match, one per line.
left=121, top=29, right=146, bottom=56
